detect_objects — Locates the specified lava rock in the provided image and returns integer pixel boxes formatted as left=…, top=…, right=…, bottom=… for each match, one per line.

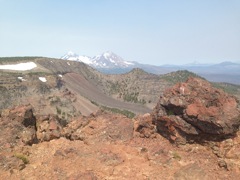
left=36, top=114, right=63, bottom=142
left=0, top=105, right=37, bottom=147
left=152, top=77, right=240, bottom=143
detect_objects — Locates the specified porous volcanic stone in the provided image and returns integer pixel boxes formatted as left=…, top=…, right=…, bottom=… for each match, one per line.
left=152, top=77, right=240, bottom=143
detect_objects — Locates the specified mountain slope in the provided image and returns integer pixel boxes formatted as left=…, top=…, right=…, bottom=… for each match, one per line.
left=63, top=72, right=150, bottom=114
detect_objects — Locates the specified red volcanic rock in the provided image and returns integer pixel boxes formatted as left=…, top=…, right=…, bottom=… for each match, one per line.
left=0, top=105, right=37, bottom=147
left=63, top=111, right=134, bottom=142
left=1, top=104, right=36, bottom=127
left=152, top=77, right=240, bottom=143
left=63, top=115, right=90, bottom=141
left=134, top=113, right=157, bottom=138
left=0, top=104, right=65, bottom=147
left=36, top=114, right=63, bottom=142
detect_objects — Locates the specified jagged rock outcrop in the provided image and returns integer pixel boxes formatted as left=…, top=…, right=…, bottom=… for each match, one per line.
left=35, top=114, right=63, bottom=142
left=0, top=105, right=65, bottom=147
left=152, top=77, right=240, bottom=143
left=0, top=104, right=37, bottom=147
left=1, top=104, right=36, bottom=127
left=134, top=113, right=157, bottom=138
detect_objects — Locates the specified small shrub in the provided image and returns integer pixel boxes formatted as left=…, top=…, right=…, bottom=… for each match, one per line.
left=14, top=153, right=29, bottom=164
left=101, top=106, right=135, bottom=118
left=167, top=109, right=174, bottom=115
left=56, top=106, right=61, bottom=114
left=90, top=100, right=98, bottom=106
left=62, top=112, right=66, bottom=119
left=172, top=151, right=181, bottom=161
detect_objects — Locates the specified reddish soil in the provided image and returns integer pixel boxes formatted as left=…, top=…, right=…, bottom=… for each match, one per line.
left=0, top=106, right=239, bottom=180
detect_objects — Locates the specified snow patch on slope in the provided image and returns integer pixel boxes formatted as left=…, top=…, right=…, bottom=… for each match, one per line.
left=39, top=77, right=47, bottom=82
left=78, top=56, right=93, bottom=64
left=124, top=61, right=134, bottom=65
left=0, top=62, right=37, bottom=71
left=18, top=77, right=27, bottom=81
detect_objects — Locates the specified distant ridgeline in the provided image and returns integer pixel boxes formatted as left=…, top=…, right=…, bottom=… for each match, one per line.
left=0, top=57, right=42, bottom=64
left=161, top=70, right=204, bottom=84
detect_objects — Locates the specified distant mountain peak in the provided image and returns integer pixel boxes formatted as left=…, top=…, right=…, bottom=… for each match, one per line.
left=92, top=51, right=135, bottom=68
left=67, top=51, right=77, bottom=56
left=61, top=51, right=78, bottom=60
left=128, top=68, right=149, bottom=75
left=103, top=51, right=113, bottom=56
left=102, top=51, right=120, bottom=58
left=61, top=51, right=92, bottom=64
left=62, top=51, right=135, bottom=69
left=96, top=51, right=121, bottom=60
left=102, top=52, right=115, bottom=60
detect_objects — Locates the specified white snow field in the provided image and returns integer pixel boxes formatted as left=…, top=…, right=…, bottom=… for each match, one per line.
left=0, top=62, right=37, bottom=71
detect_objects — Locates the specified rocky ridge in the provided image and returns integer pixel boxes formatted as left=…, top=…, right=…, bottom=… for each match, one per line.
left=1, top=77, right=240, bottom=179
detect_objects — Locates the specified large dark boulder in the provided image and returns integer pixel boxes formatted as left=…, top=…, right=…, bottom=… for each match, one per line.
left=152, top=77, right=240, bottom=143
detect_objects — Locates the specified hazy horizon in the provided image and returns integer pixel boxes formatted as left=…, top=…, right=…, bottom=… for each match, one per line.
left=0, top=0, right=239, bottom=65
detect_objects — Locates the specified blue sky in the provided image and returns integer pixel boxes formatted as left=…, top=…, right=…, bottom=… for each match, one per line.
left=0, top=0, right=239, bottom=65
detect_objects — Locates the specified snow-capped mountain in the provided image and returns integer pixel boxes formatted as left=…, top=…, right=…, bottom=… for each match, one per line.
left=61, top=51, right=135, bottom=68
left=91, top=51, right=135, bottom=68
left=61, top=51, right=93, bottom=65
left=61, top=51, right=240, bottom=84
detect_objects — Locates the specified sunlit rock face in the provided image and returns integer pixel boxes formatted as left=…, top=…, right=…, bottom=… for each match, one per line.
left=152, top=77, right=240, bottom=143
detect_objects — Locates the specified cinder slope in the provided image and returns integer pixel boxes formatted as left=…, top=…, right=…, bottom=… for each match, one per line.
left=63, top=72, right=150, bottom=114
